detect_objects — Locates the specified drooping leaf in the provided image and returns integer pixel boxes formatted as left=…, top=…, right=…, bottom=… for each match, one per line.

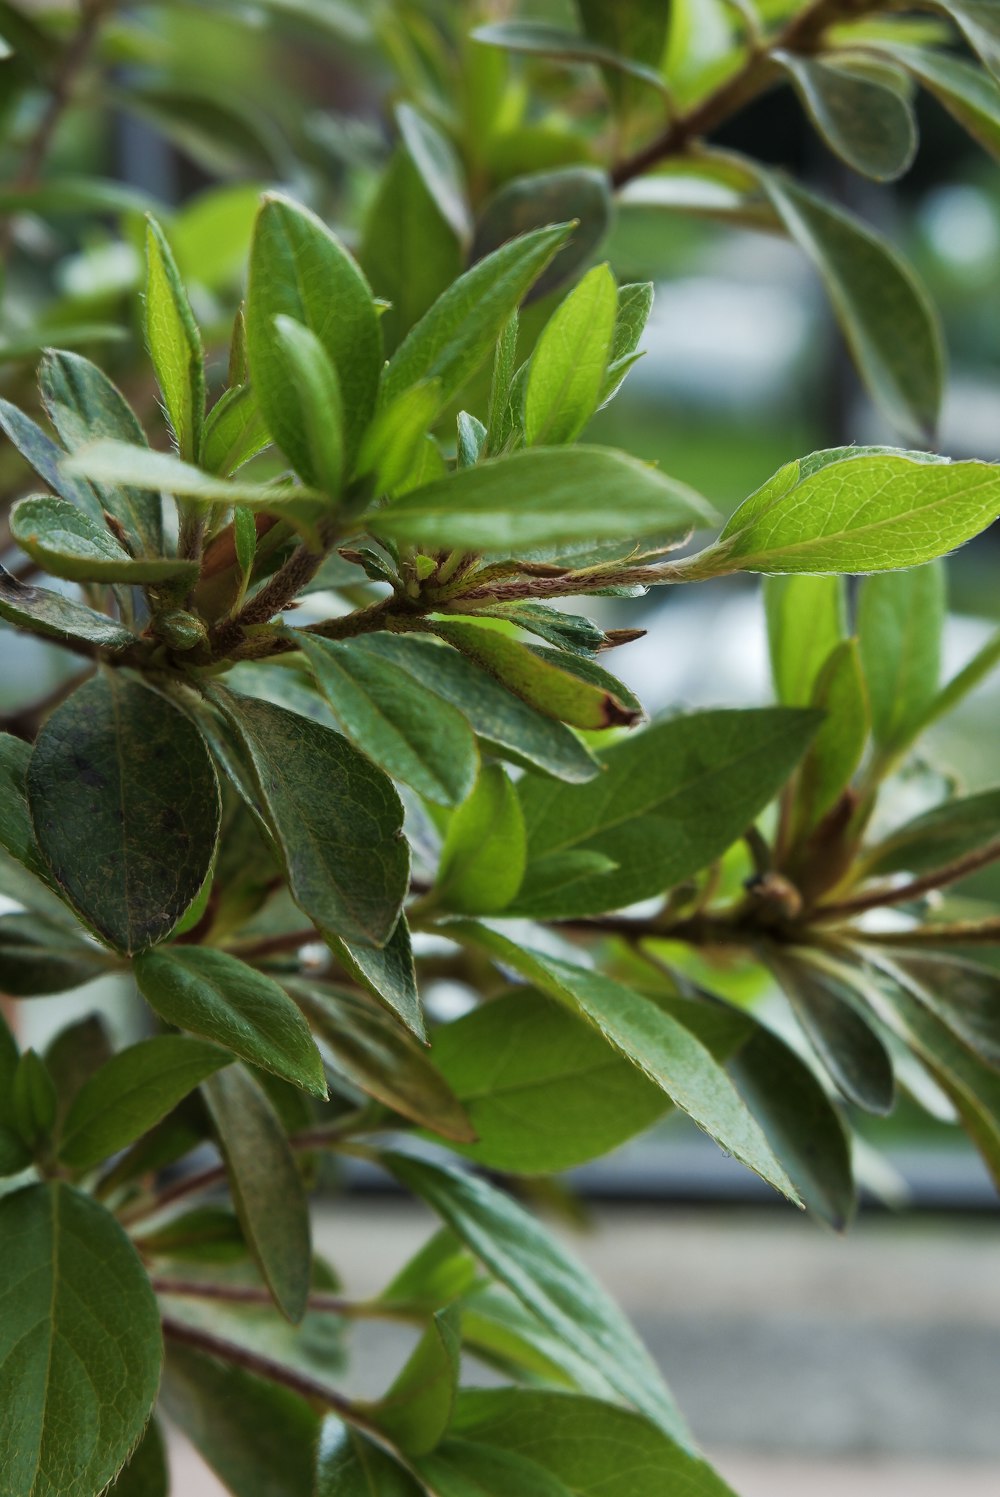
left=764, top=574, right=845, bottom=706
left=247, top=193, right=381, bottom=470
left=524, top=263, right=618, bottom=446
left=0, top=1183, right=162, bottom=1497
left=368, top=445, right=716, bottom=551
left=381, top=224, right=573, bottom=413
left=58, top=1036, right=230, bottom=1171
left=382, top=1150, right=692, bottom=1445
left=792, top=639, right=869, bottom=834
left=214, top=688, right=409, bottom=948
left=0, top=912, right=110, bottom=996
left=0, top=565, right=138, bottom=651
left=857, top=561, right=945, bottom=755
left=27, top=673, right=221, bottom=954
left=864, top=786, right=1000, bottom=876
left=770, top=954, right=894, bottom=1114
left=470, top=170, right=611, bottom=303
left=429, top=987, right=668, bottom=1173
left=39, top=349, right=163, bottom=557
left=515, top=707, right=820, bottom=916
left=10, top=495, right=199, bottom=586
left=879, top=953, right=1000, bottom=1069
left=202, top=1066, right=313, bottom=1322
left=874, top=42, right=1000, bottom=161
left=316, top=1416, right=423, bottom=1496
left=435, top=764, right=526, bottom=914
left=289, top=980, right=474, bottom=1139
left=332, top=914, right=426, bottom=1041
left=367, top=1306, right=461, bottom=1456
left=297, top=633, right=479, bottom=807
left=134, top=946, right=327, bottom=1096
left=776, top=52, right=917, bottom=181
left=145, top=217, right=206, bottom=462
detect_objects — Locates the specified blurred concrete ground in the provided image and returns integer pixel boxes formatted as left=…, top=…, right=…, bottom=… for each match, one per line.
left=169, top=1202, right=1000, bottom=1494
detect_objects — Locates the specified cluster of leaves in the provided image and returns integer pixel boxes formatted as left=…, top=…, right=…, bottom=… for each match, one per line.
left=3, top=1, right=1000, bottom=1496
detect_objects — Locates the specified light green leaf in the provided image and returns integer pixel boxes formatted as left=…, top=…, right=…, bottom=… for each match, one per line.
left=134, top=946, right=327, bottom=1097
left=214, top=688, right=409, bottom=948
left=316, top=1417, right=423, bottom=1496
left=0, top=398, right=105, bottom=522
left=864, top=787, right=1000, bottom=876
left=0, top=1182, right=161, bottom=1497
left=857, top=561, right=945, bottom=753
left=601, top=280, right=654, bottom=406
left=27, top=673, right=221, bottom=954
left=297, top=633, right=479, bottom=807
left=776, top=52, right=916, bottom=181
left=145, top=216, right=205, bottom=462
left=396, top=102, right=471, bottom=242
left=381, top=224, right=573, bottom=413
left=429, top=987, right=668, bottom=1172
left=368, top=1306, right=460, bottom=1456
left=436, top=764, right=526, bottom=914
left=0, top=564, right=138, bottom=651
left=457, top=411, right=487, bottom=468
left=770, top=954, right=894, bottom=1115
left=764, top=574, right=845, bottom=706
left=515, top=707, right=820, bottom=916
left=450, top=925, right=800, bottom=1204
left=39, top=349, right=163, bottom=557
left=267, top=313, right=345, bottom=493
left=10, top=495, right=199, bottom=586
left=763, top=173, right=943, bottom=439
left=63, top=438, right=327, bottom=516
left=701, top=450, right=999, bottom=576
left=792, top=638, right=869, bottom=834
left=525, top=264, right=617, bottom=446
left=247, top=193, right=381, bottom=469
left=368, top=445, right=716, bottom=551
left=383, top=1150, right=692, bottom=1445
left=199, top=383, right=270, bottom=477
left=354, top=380, right=442, bottom=495
left=473, top=20, right=668, bottom=91
left=289, top=980, right=473, bottom=1139
left=0, top=912, right=110, bottom=996
left=203, top=1066, right=313, bottom=1322
left=58, top=1036, right=229, bottom=1171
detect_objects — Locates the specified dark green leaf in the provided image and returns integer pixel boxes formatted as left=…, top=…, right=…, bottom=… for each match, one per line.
left=882, top=953, right=1000, bottom=1069
left=418, top=1437, right=573, bottom=1496
left=0, top=1183, right=161, bottom=1497
left=435, top=764, right=526, bottom=914
left=332, top=914, right=426, bottom=1041
left=44, top=1015, right=113, bottom=1131
left=874, top=42, right=1000, bottom=161
left=368, top=445, right=716, bottom=551
left=297, top=633, right=479, bottom=807
left=792, top=639, right=869, bottom=835
left=28, top=673, right=221, bottom=954
left=516, top=707, right=820, bottom=916
left=12, top=1049, right=57, bottom=1145
left=429, top=987, right=668, bottom=1172
left=865, top=787, right=1000, bottom=876
left=0, top=565, right=138, bottom=651
left=316, top=1416, right=423, bottom=1496
left=0, top=734, right=51, bottom=888
left=203, top=1066, right=313, bottom=1322
left=770, top=954, right=894, bottom=1114
left=10, top=495, right=199, bottom=586
left=396, top=102, right=471, bottom=242
left=145, top=217, right=206, bottom=462
left=59, top=1036, right=230, bottom=1171
left=368, top=1306, right=460, bottom=1455
left=576, top=0, right=671, bottom=105
left=111, top=1415, right=168, bottom=1497
left=0, top=398, right=105, bottom=522
left=932, top=0, right=1000, bottom=83
left=134, top=946, right=327, bottom=1097
left=215, top=689, right=409, bottom=948
left=858, top=561, right=945, bottom=754
left=471, top=169, right=611, bottom=303
left=764, top=574, right=845, bottom=706
left=0, top=911, right=109, bottom=995
left=383, top=1150, right=692, bottom=1445
left=776, top=52, right=916, bottom=180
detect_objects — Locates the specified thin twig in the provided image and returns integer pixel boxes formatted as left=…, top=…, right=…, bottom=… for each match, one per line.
left=848, top=917, right=1000, bottom=948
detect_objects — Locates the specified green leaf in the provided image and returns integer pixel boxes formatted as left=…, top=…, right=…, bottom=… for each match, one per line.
left=435, top=764, right=526, bottom=914
left=524, top=264, right=617, bottom=446
left=268, top=313, right=345, bottom=492
left=0, top=565, right=138, bottom=650
left=762, top=174, right=943, bottom=439
left=703, top=450, right=999, bottom=576
left=0, top=912, right=110, bottom=996
left=864, top=787, right=1000, bottom=876
left=355, top=380, right=442, bottom=496
left=332, top=914, right=426, bottom=1041
left=0, top=398, right=105, bottom=522
left=368, top=1306, right=460, bottom=1456
left=880, top=953, right=1000, bottom=1069
left=200, top=383, right=270, bottom=477
left=765, top=573, right=845, bottom=711
left=449, top=1388, right=736, bottom=1496
left=792, top=639, right=869, bottom=834
left=481, top=602, right=607, bottom=656
left=874, top=42, right=1000, bottom=162
left=289, top=981, right=474, bottom=1140
left=601, top=280, right=654, bottom=405
left=111, top=1415, right=168, bottom=1497
left=316, top=1417, right=423, bottom=1496
left=39, top=349, right=163, bottom=557
left=728, top=1017, right=856, bottom=1230
left=576, top=0, right=672, bottom=106
left=776, top=52, right=916, bottom=181
left=473, top=20, right=668, bottom=91
left=28, top=673, right=221, bottom=954
left=381, top=224, right=573, bottom=413
left=396, top=102, right=471, bottom=242
left=0, top=1182, right=161, bottom=1497
left=515, top=707, right=820, bottom=916
left=450, top=925, right=800, bottom=1204
left=429, top=987, right=668, bottom=1172
left=368, top=445, right=716, bottom=551
left=10, top=495, right=199, bottom=586
left=770, top=954, right=894, bottom=1114
left=297, top=633, right=479, bottom=807
left=214, top=689, right=410, bottom=948
left=145, top=217, right=206, bottom=462
left=346, top=633, right=600, bottom=784
left=457, top=411, right=488, bottom=468
left=0, top=734, right=66, bottom=918
left=59, top=1036, right=230, bottom=1171
left=472, top=170, right=611, bottom=304
left=202, top=1066, right=313, bottom=1322
left=247, top=192, right=381, bottom=469
left=161, top=1341, right=319, bottom=1495
left=44, top=1015, right=113, bottom=1130
left=931, top=0, right=1000, bottom=83
left=418, top=1438, right=574, bottom=1496
left=383, top=1150, right=692, bottom=1445
left=12, top=1049, right=57, bottom=1146
left=857, top=561, right=945, bottom=753
left=134, top=946, right=327, bottom=1097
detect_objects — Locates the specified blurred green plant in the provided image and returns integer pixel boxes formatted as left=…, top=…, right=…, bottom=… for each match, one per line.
left=3, top=2, right=1000, bottom=1495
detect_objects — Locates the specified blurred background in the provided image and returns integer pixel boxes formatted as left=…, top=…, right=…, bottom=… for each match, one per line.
left=1, top=2, right=999, bottom=1492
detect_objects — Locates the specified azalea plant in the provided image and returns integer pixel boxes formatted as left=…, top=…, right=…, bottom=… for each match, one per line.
left=3, top=1, right=1000, bottom=1494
